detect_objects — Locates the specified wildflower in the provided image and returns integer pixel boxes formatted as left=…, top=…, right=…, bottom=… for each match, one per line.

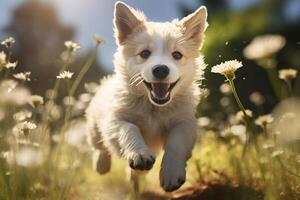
left=221, top=125, right=246, bottom=143
left=45, top=102, right=61, bottom=121
left=219, top=83, right=231, bottom=94
left=84, top=82, right=99, bottom=93
left=262, top=142, right=275, bottom=150
left=45, top=89, right=57, bottom=99
left=236, top=109, right=253, bottom=122
left=0, top=151, right=14, bottom=165
left=211, top=60, right=243, bottom=80
left=271, top=149, right=284, bottom=158
left=79, top=93, right=92, bottom=103
left=74, top=101, right=86, bottom=113
left=0, top=51, right=7, bottom=69
left=28, top=95, right=44, bottom=108
left=63, top=96, right=75, bottom=106
left=278, top=68, right=297, bottom=81
left=255, top=114, right=274, bottom=128
left=4, top=61, right=17, bottom=69
left=243, top=34, right=286, bottom=60
left=13, top=110, right=32, bottom=122
left=56, top=70, right=74, bottom=79
left=13, top=72, right=31, bottom=81
left=271, top=99, right=300, bottom=144
left=13, top=121, right=37, bottom=136
left=197, top=117, right=211, bottom=127
left=64, top=41, right=81, bottom=52
left=93, top=35, right=105, bottom=45
left=1, top=37, right=15, bottom=48
left=249, top=92, right=265, bottom=106
left=65, top=121, right=87, bottom=147
left=15, top=147, right=44, bottom=167
left=0, top=79, right=18, bottom=92
left=220, top=97, right=230, bottom=107
left=0, top=80, right=30, bottom=105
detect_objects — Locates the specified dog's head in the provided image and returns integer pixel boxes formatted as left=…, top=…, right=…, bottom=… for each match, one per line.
left=114, top=1, right=207, bottom=107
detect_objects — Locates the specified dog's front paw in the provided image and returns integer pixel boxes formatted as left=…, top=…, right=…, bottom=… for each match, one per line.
left=127, top=149, right=155, bottom=171
left=160, top=158, right=186, bottom=192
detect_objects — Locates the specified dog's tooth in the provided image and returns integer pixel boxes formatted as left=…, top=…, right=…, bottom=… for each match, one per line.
left=151, top=90, right=155, bottom=97
left=164, top=92, right=170, bottom=98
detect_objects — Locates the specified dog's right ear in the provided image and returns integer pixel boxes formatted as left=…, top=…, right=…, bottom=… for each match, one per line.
left=114, top=1, right=145, bottom=45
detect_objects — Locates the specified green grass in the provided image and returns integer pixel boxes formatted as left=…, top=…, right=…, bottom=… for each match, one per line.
left=1, top=35, right=300, bottom=200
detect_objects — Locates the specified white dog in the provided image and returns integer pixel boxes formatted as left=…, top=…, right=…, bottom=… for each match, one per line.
left=86, top=1, right=207, bottom=192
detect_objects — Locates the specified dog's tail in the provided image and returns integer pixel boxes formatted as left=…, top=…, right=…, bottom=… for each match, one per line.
left=92, top=149, right=111, bottom=174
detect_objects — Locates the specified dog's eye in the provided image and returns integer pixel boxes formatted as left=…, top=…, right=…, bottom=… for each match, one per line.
left=172, top=51, right=183, bottom=60
left=139, top=50, right=151, bottom=59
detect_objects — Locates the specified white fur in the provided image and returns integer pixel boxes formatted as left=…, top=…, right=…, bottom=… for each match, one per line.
left=86, top=1, right=207, bottom=192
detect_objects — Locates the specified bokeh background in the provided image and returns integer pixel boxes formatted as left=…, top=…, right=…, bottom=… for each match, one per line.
left=1, top=1, right=300, bottom=199
left=0, top=0, right=299, bottom=119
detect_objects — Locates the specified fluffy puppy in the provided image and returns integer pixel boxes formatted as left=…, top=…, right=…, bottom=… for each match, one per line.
left=86, top=1, right=207, bottom=192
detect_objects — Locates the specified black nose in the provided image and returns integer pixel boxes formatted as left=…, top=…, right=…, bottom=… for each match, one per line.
left=152, top=65, right=170, bottom=80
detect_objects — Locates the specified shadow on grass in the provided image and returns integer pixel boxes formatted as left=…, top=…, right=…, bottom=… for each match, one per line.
left=141, top=184, right=263, bottom=200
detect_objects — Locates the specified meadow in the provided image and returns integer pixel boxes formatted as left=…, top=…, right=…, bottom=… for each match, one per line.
left=0, top=31, right=299, bottom=200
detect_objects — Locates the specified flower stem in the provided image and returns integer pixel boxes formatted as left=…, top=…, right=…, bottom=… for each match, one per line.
left=266, top=68, right=284, bottom=100
left=64, top=79, right=72, bottom=123
left=69, top=45, right=99, bottom=97
left=285, top=80, right=293, bottom=97
left=228, top=78, right=254, bottom=148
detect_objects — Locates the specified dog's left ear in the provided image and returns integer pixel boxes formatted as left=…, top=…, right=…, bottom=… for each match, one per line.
left=179, top=6, right=208, bottom=47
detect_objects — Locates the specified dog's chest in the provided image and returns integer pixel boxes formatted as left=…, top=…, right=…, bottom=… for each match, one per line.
left=127, top=106, right=172, bottom=138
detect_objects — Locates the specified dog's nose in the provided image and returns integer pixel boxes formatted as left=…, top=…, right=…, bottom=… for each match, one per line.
left=152, top=65, right=169, bottom=80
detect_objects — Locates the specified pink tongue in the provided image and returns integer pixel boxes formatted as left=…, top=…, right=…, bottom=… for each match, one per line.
left=151, top=83, right=169, bottom=99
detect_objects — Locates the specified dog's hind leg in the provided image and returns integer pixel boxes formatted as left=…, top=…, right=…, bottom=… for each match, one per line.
left=87, top=118, right=111, bottom=175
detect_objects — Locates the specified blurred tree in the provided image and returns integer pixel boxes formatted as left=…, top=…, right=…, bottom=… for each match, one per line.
left=4, top=0, right=106, bottom=96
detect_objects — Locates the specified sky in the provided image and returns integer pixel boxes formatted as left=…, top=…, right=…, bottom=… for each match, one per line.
left=0, top=0, right=299, bottom=71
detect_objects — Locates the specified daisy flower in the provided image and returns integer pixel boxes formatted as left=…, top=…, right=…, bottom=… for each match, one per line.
left=28, top=95, right=44, bottom=108
left=1, top=37, right=15, bottom=48
left=278, top=68, right=297, bottom=81
left=0, top=51, right=7, bottom=69
left=243, top=34, right=286, bottom=60
left=255, top=114, right=274, bottom=128
left=64, top=41, right=81, bottom=53
left=13, top=121, right=37, bottom=136
left=13, top=72, right=31, bottom=81
left=236, top=109, right=253, bottom=122
left=57, top=70, right=74, bottom=79
left=93, top=35, right=105, bottom=45
left=211, top=60, right=243, bottom=80
left=4, top=61, right=17, bottom=70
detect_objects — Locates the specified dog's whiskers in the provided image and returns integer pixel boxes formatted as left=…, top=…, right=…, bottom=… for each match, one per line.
left=135, top=79, right=144, bottom=86
left=129, top=75, right=143, bottom=86
left=129, top=73, right=143, bottom=85
left=129, top=73, right=141, bottom=82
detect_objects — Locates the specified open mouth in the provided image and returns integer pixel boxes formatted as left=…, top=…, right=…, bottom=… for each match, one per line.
left=143, top=80, right=179, bottom=105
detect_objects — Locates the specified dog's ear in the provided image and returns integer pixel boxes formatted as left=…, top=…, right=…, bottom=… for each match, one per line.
left=114, top=1, right=145, bottom=45
left=179, top=6, right=208, bottom=47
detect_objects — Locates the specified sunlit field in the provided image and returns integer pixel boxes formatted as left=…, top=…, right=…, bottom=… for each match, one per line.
left=1, top=1, right=300, bottom=200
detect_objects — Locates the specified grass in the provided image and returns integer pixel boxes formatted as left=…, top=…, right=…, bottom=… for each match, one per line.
left=1, top=34, right=300, bottom=200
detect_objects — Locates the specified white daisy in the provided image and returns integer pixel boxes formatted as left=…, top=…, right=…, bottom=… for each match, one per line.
left=211, top=60, right=243, bottom=79
left=255, top=114, right=274, bottom=128
left=1, top=37, right=15, bottom=48
left=243, top=34, right=286, bottom=60
left=64, top=41, right=81, bottom=52
left=278, top=68, right=297, bottom=81
left=57, top=70, right=74, bottom=79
